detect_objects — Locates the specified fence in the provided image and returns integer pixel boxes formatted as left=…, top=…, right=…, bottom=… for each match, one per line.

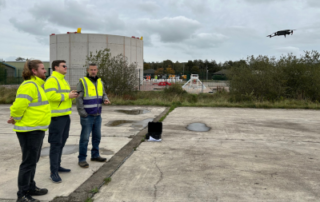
left=0, top=69, right=52, bottom=85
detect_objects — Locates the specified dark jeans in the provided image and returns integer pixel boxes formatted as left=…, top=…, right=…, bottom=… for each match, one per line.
left=16, top=130, right=45, bottom=198
left=48, top=115, right=70, bottom=173
left=78, top=115, right=102, bottom=162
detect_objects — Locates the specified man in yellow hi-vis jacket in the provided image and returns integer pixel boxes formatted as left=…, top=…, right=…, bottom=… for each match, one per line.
left=8, top=60, right=51, bottom=202
left=44, top=60, right=78, bottom=183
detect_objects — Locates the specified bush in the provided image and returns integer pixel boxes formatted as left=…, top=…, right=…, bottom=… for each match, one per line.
left=85, top=48, right=139, bottom=96
left=228, top=50, right=320, bottom=102
left=163, top=83, right=186, bottom=95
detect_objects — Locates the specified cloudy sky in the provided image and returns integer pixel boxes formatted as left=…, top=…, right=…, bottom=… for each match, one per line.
left=1, top=0, right=320, bottom=63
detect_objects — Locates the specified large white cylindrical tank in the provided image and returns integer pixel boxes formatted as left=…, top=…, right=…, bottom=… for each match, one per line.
left=50, top=33, right=143, bottom=86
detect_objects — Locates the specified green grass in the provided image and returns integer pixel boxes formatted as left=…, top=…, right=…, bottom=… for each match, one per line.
left=85, top=198, right=94, bottom=202
left=104, top=177, right=111, bottom=184
left=2, top=85, right=320, bottom=109
left=90, top=187, right=99, bottom=194
left=106, top=91, right=320, bottom=109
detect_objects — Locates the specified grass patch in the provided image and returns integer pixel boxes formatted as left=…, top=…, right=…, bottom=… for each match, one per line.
left=104, top=177, right=112, bottom=185
left=2, top=85, right=320, bottom=109
left=90, top=187, right=99, bottom=194
left=85, top=198, right=94, bottom=202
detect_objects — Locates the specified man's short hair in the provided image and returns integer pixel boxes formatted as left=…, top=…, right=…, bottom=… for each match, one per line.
left=87, top=63, right=98, bottom=70
left=52, top=60, right=66, bottom=71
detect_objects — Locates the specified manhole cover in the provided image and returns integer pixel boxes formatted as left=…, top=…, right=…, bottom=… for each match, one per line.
left=186, top=123, right=210, bottom=132
left=115, top=109, right=150, bottom=115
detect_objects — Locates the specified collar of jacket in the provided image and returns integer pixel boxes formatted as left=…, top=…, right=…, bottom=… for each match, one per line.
left=52, top=71, right=65, bottom=80
left=30, top=76, right=45, bottom=86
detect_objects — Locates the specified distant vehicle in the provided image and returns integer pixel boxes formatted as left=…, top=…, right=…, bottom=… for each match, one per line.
left=267, top=29, right=296, bottom=38
left=157, top=82, right=171, bottom=86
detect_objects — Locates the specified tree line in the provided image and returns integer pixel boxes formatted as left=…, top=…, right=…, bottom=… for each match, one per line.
left=143, top=59, right=247, bottom=76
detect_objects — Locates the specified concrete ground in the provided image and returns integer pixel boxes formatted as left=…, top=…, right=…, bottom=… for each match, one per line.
left=0, top=105, right=166, bottom=202
left=93, top=107, right=320, bottom=202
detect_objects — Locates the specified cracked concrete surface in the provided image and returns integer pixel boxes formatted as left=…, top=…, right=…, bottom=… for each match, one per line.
left=93, top=107, right=320, bottom=202
left=0, top=105, right=165, bottom=202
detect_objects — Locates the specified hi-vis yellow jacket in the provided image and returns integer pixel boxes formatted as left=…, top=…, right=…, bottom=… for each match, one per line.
left=44, top=71, right=73, bottom=117
left=10, top=76, right=51, bottom=132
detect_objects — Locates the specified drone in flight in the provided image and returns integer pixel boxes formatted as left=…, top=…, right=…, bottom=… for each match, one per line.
left=267, top=29, right=296, bottom=38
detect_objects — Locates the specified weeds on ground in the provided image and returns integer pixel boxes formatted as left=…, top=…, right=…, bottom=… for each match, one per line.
left=85, top=198, right=94, bottom=202
left=104, top=177, right=111, bottom=185
left=90, top=187, right=99, bottom=194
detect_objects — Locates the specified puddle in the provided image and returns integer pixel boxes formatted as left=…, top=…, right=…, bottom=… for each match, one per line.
left=115, top=109, right=150, bottom=115
left=131, top=118, right=154, bottom=128
left=41, top=145, right=78, bottom=156
left=186, top=123, right=210, bottom=132
left=105, top=118, right=154, bottom=128
left=105, top=120, right=135, bottom=126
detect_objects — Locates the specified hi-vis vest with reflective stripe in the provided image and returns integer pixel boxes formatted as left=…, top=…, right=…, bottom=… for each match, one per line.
left=10, top=76, right=51, bottom=132
left=80, top=77, right=103, bottom=115
left=44, top=71, right=72, bottom=117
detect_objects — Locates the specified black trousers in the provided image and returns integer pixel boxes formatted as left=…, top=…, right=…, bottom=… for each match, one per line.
left=48, top=115, right=70, bottom=173
left=16, top=130, right=45, bottom=197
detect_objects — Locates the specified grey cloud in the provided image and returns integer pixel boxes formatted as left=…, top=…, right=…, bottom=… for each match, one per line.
left=181, top=0, right=212, bottom=14
left=139, top=16, right=201, bottom=43
left=9, top=18, right=58, bottom=36
left=137, top=1, right=160, bottom=12
left=243, top=0, right=288, bottom=3
left=28, top=1, right=125, bottom=32
left=307, top=0, right=320, bottom=7
left=0, top=0, right=5, bottom=9
left=187, top=33, right=228, bottom=48
left=276, top=46, right=300, bottom=54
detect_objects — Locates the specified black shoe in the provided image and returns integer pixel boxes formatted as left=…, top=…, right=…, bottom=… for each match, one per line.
left=78, top=161, right=89, bottom=168
left=91, top=156, right=107, bottom=162
left=28, top=186, right=48, bottom=196
left=58, top=167, right=71, bottom=172
left=17, top=194, right=40, bottom=202
left=50, top=172, right=62, bottom=183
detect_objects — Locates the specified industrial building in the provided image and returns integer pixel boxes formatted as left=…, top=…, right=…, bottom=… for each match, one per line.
left=50, top=32, right=143, bottom=86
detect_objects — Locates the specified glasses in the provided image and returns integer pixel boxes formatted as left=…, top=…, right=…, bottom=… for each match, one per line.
left=62, top=65, right=67, bottom=68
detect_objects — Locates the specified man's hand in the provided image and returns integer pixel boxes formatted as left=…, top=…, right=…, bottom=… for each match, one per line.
left=69, top=90, right=79, bottom=99
left=104, top=100, right=111, bottom=105
left=7, top=116, right=16, bottom=124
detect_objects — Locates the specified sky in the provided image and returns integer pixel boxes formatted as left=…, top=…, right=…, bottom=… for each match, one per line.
left=0, top=0, right=320, bottom=63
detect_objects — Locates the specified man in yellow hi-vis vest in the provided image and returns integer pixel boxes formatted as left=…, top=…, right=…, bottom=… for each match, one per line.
left=44, top=60, right=78, bottom=183
left=76, top=63, right=111, bottom=168
left=8, top=60, right=51, bottom=202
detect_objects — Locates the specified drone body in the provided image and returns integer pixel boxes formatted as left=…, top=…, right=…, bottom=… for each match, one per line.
left=267, top=29, right=296, bottom=38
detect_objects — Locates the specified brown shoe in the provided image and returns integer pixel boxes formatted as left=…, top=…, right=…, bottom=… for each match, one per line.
left=91, top=156, right=107, bottom=162
left=78, top=161, right=89, bottom=168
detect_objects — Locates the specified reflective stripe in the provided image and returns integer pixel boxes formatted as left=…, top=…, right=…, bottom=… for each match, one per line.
left=16, top=94, right=33, bottom=102
left=29, top=101, right=49, bottom=107
left=61, top=94, right=65, bottom=101
left=57, top=90, right=70, bottom=93
left=49, top=76, right=61, bottom=90
left=81, top=78, right=89, bottom=97
left=84, top=104, right=102, bottom=108
left=23, top=81, right=42, bottom=102
left=45, top=88, right=57, bottom=93
left=14, top=125, right=49, bottom=131
left=12, top=116, right=22, bottom=120
left=83, top=96, right=102, bottom=100
left=51, top=108, right=72, bottom=113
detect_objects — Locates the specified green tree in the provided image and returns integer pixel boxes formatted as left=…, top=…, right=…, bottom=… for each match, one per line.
left=165, top=66, right=175, bottom=75
left=144, top=63, right=151, bottom=70
left=191, top=66, right=200, bottom=74
left=16, top=57, right=26, bottom=61
left=85, top=48, right=138, bottom=96
left=155, top=68, right=164, bottom=75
